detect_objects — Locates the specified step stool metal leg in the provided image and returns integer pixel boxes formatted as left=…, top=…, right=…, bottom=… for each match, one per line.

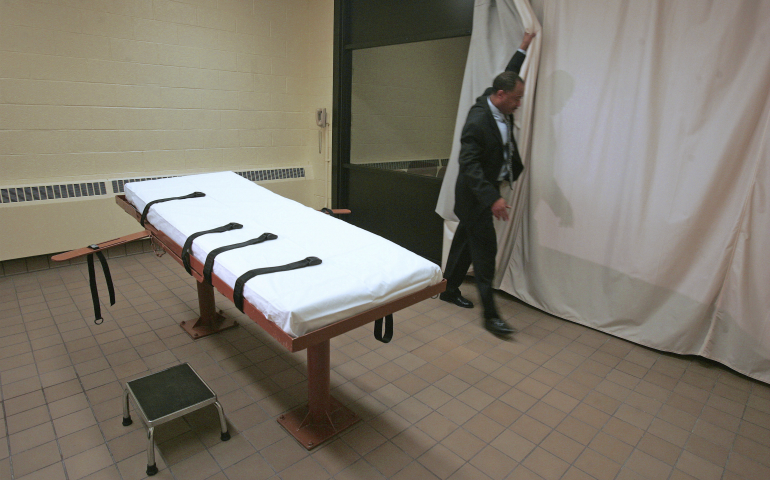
left=146, top=426, right=158, bottom=476
left=214, top=401, right=230, bottom=441
left=122, top=387, right=132, bottom=426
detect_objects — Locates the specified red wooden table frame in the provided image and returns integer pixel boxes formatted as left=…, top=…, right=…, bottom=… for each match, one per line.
left=115, top=195, right=446, bottom=449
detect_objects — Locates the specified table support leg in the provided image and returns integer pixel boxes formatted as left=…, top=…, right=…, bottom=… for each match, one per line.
left=277, top=339, right=359, bottom=449
left=307, top=340, right=331, bottom=419
left=180, top=281, right=237, bottom=339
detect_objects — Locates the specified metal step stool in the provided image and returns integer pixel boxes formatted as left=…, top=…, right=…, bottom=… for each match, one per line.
left=122, top=363, right=230, bottom=476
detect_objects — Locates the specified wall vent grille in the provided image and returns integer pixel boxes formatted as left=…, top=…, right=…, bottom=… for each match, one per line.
left=110, top=168, right=306, bottom=194
left=111, top=176, right=176, bottom=194
left=235, top=168, right=305, bottom=182
left=0, top=168, right=307, bottom=204
left=0, top=182, right=108, bottom=205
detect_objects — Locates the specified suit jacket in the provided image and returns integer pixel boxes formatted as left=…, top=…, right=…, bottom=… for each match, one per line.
left=454, top=50, right=525, bottom=223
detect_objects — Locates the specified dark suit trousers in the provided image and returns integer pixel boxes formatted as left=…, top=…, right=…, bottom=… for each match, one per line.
left=444, top=212, right=499, bottom=319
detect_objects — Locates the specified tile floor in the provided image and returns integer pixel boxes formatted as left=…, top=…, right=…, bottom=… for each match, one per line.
left=0, top=252, right=769, bottom=480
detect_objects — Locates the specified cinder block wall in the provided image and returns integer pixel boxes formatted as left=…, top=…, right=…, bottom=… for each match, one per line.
left=0, top=0, right=333, bottom=261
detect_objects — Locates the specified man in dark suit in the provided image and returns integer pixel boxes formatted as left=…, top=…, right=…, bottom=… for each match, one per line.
left=440, top=32, right=535, bottom=335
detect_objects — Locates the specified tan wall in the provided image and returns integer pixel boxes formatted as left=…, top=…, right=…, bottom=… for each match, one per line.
left=0, top=0, right=334, bottom=261
left=350, top=36, right=469, bottom=164
left=302, top=0, right=334, bottom=209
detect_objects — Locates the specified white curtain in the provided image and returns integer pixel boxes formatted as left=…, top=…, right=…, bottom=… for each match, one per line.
left=439, top=0, right=770, bottom=383
left=501, top=0, right=770, bottom=383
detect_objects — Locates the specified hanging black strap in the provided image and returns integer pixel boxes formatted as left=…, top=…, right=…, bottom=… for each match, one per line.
left=320, top=207, right=334, bottom=216
left=139, top=191, right=205, bottom=227
left=181, top=222, right=243, bottom=275
left=86, top=249, right=116, bottom=325
left=233, top=257, right=322, bottom=312
left=202, top=233, right=278, bottom=285
left=374, top=314, right=394, bottom=343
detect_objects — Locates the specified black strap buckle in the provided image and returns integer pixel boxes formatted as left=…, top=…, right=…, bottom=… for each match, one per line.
left=374, top=314, right=394, bottom=343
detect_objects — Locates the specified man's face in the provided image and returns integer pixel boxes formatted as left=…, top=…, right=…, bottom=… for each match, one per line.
left=497, top=82, right=525, bottom=115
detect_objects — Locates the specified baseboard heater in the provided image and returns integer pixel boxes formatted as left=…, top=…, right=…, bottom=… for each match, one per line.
left=0, top=168, right=307, bottom=206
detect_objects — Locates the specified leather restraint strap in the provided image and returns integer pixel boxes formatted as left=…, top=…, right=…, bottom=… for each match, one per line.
left=374, top=314, right=394, bottom=343
left=232, top=257, right=322, bottom=312
left=86, top=248, right=116, bottom=325
left=202, top=233, right=278, bottom=285
left=181, top=222, right=243, bottom=275
left=139, top=191, right=206, bottom=227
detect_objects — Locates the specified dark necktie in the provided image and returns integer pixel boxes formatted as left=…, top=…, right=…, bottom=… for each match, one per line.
left=504, top=116, right=515, bottom=181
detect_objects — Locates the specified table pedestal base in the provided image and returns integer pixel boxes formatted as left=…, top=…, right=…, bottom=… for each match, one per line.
left=180, top=281, right=237, bottom=339
left=277, top=396, right=359, bottom=450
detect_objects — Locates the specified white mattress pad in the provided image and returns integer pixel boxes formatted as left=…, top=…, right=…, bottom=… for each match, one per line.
left=124, top=172, right=443, bottom=337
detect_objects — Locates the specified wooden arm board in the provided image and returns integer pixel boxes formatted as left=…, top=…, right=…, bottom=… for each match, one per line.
left=51, top=231, right=151, bottom=262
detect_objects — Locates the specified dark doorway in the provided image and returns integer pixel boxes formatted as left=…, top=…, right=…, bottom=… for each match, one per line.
left=333, top=0, right=474, bottom=264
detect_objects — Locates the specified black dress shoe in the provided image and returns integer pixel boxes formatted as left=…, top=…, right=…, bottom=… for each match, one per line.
left=439, top=291, right=474, bottom=308
left=485, top=317, right=516, bottom=335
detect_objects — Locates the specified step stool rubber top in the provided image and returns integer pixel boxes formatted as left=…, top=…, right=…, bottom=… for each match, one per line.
left=127, top=363, right=215, bottom=423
